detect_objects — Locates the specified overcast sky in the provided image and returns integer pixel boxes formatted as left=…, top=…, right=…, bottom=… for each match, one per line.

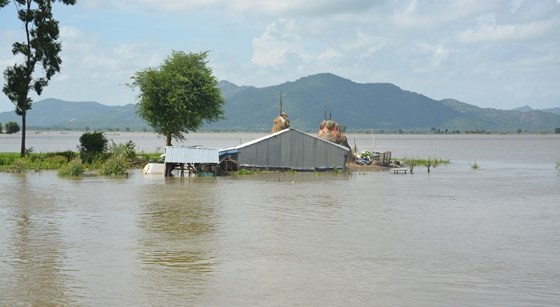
left=1, top=0, right=559, bottom=113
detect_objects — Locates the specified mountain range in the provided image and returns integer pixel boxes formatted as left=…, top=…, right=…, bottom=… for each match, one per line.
left=1, top=73, right=559, bottom=132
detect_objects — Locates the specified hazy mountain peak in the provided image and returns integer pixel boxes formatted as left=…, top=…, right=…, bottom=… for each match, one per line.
left=513, top=106, right=533, bottom=112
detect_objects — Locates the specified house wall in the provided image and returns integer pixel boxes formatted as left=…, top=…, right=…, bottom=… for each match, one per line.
left=236, top=129, right=348, bottom=170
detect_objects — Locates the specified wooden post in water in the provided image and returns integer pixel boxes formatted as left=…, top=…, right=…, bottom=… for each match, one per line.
left=427, top=157, right=431, bottom=173
left=371, top=129, right=376, bottom=152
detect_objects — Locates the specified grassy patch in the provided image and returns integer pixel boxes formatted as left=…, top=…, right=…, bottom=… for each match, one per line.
left=237, top=168, right=256, bottom=175
left=401, top=157, right=450, bottom=167
left=0, top=151, right=78, bottom=171
left=0, top=152, right=20, bottom=166
left=0, top=150, right=161, bottom=176
left=135, top=152, right=164, bottom=165
left=58, top=159, right=85, bottom=177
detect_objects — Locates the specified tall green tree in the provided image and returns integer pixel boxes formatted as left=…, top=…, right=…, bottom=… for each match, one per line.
left=131, top=51, right=225, bottom=146
left=1, top=0, right=76, bottom=157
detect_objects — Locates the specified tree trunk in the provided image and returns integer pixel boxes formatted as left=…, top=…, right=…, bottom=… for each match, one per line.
left=20, top=109, right=26, bottom=157
left=165, top=133, right=172, bottom=146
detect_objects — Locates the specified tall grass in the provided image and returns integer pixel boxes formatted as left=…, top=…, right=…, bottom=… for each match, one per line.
left=58, top=158, right=84, bottom=177
left=0, top=153, right=19, bottom=166
left=0, top=152, right=78, bottom=172
left=401, top=156, right=449, bottom=173
left=98, top=156, right=130, bottom=177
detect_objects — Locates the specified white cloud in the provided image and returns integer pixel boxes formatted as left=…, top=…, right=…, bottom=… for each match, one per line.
left=510, top=0, right=526, bottom=13
left=33, top=26, right=165, bottom=105
left=390, top=0, right=494, bottom=30
left=412, top=42, right=450, bottom=69
left=514, top=52, right=560, bottom=69
left=136, top=0, right=221, bottom=11
left=341, top=29, right=386, bottom=59
left=317, top=48, right=342, bottom=61
left=433, top=47, right=450, bottom=66
left=228, top=0, right=375, bottom=16
left=251, top=19, right=304, bottom=68
left=80, top=0, right=377, bottom=16
left=458, top=17, right=560, bottom=43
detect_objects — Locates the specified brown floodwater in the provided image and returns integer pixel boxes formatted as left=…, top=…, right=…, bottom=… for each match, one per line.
left=1, top=133, right=559, bottom=306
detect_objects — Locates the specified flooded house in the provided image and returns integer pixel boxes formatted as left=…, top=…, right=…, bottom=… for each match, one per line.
left=219, top=128, right=350, bottom=172
left=144, top=146, right=219, bottom=176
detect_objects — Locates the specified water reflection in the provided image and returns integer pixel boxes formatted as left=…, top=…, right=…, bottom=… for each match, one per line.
left=137, top=178, right=219, bottom=302
left=1, top=174, right=74, bottom=306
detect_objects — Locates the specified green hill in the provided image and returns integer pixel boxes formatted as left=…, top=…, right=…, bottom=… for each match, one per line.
left=440, top=99, right=560, bottom=132
left=0, top=98, right=150, bottom=131
left=542, top=107, right=560, bottom=115
left=208, top=73, right=461, bottom=131
left=205, top=73, right=560, bottom=132
left=1, top=73, right=559, bottom=132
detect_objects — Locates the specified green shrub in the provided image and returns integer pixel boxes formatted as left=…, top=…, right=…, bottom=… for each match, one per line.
left=79, top=131, right=108, bottom=163
left=41, top=155, right=68, bottom=169
left=8, top=159, right=26, bottom=173
left=46, top=151, right=78, bottom=161
left=5, top=121, right=20, bottom=134
left=58, top=159, right=85, bottom=177
left=238, top=168, right=256, bottom=175
left=99, top=156, right=130, bottom=176
left=108, top=140, right=136, bottom=160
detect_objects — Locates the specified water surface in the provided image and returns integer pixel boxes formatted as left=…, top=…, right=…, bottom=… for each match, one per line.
left=1, top=133, right=559, bottom=306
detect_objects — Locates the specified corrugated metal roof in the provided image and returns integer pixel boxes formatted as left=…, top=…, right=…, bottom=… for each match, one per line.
left=164, top=146, right=219, bottom=164
left=220, top=128, right=349, bottom=152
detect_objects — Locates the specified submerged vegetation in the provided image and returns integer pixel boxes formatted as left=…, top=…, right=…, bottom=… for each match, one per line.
left=401, top=157, right=450, bottom=167
left=0, top=149, right=156, bottom=177
left=0, top=151, right=77, bottom=172
left=0, top=131, right=162, bottom=177
left=57, top=158, right=84, bottom=177
left=401, top=157, right=450, bottom=173
left=99, top=156, right=130, bottom=177
left=237, top=169, right=257, bottom=175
